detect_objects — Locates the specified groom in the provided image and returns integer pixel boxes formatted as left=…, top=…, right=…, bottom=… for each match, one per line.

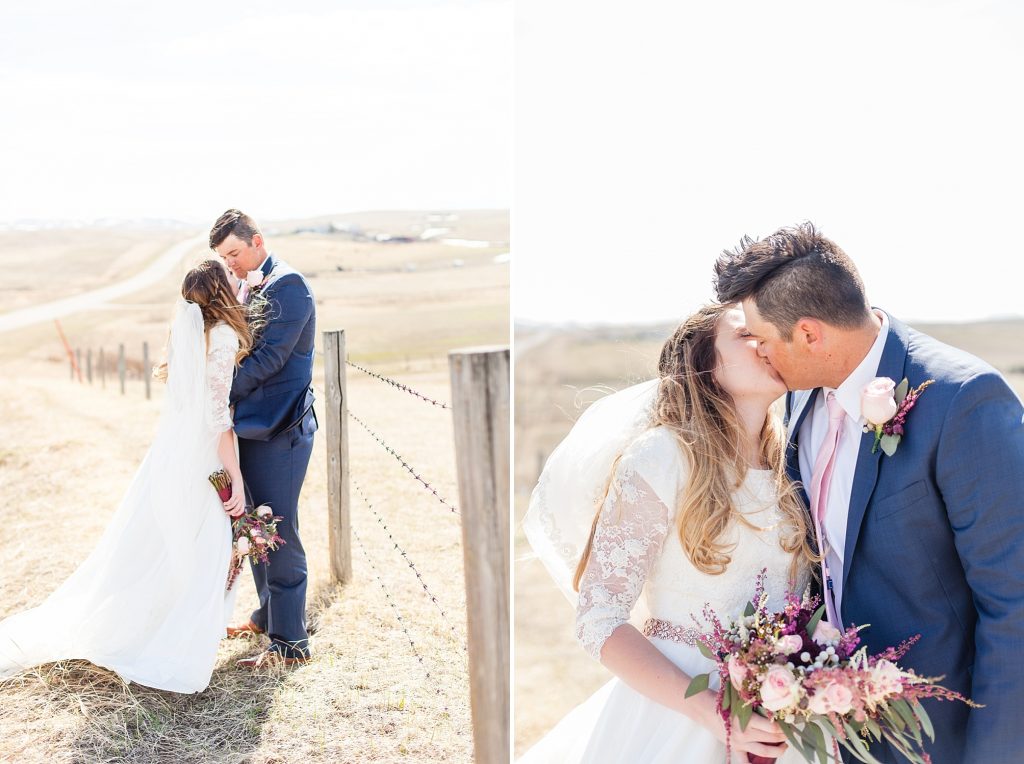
left=210, top=209, right=319, bottom=668
left=714, top=223, right=1024, bottom=763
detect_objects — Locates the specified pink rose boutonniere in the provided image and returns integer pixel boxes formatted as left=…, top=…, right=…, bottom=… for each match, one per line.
left=238, top=269, right=270, bottom=306
left=246, top=270, right=267, bottom=288
left=861, top=376, right=935, bottom=456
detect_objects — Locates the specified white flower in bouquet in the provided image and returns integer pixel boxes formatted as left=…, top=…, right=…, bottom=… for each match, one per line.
left=869, top=659, right=904, bottom=700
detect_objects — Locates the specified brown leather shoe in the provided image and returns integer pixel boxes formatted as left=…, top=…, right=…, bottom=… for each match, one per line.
left=225, top=620, right=264, bottom=639
left=236, top=648, right=311, bottom=669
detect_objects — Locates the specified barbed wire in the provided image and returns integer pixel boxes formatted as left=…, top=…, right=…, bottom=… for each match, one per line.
left=353, top=526, right=445, bottom=707
left=348, top=410, right=460, bottom=516
left=353, top=479, right=467, bottom=652
left=346, top=360, right=451, bottom=410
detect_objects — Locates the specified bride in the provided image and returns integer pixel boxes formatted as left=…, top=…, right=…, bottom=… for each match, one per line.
left=0, top=259, right=260, bottom=693
left=521, top=303, right=818, bottom=763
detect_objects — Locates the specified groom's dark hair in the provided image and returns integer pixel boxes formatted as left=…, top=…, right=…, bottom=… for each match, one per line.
left=713, top=221, right=871, bottom=339
left=209, top=209, right=261, bottom=250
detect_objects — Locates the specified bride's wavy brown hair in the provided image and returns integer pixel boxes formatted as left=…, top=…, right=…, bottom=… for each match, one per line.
left=153, top=259, right=266, bottom=381
left=572, top=303, right=817, bottom=590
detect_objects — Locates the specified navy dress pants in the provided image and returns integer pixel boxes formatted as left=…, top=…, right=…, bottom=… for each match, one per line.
left=238, top=409, right=316, bottom=659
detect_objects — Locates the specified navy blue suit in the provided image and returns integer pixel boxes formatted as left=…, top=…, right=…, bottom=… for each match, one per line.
left=229, top=253, right=318, bottom=659
left=785, top=312, right=1024, bottom=763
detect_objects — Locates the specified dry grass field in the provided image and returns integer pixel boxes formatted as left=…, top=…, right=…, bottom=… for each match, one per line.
left=513, top=318, right=1024, bottom=757
left=0, top=210, right=508, bottom=763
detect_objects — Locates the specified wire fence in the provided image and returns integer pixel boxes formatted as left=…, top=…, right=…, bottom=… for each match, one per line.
left=346, top=360, right=451, bottom=409
left=351, top=526, right=444, bottom=694
left=347, top=409, right=461, bottom=516
left=338, top=356, right=472, bottom=722
left=353, top=478, right=466, bottom=651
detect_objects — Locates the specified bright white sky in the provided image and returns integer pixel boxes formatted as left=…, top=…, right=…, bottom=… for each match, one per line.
left=0, top=0, right=510, bottom=224
left=515, top=0, right=1024, bottom=325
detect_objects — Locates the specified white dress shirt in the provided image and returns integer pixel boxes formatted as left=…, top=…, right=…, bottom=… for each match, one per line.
left=798, top=309, right=889, bottom=621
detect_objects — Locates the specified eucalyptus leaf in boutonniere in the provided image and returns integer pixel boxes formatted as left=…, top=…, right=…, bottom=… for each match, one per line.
left=861, top=376, right=935, bottom=456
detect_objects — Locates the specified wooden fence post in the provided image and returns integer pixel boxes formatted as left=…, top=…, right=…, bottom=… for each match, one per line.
left=86, top=349, right=93, bottom=384
left=448, top=345, right=510, bottom=764
left=323, top=329, right=352, bottom=584
left=143, top=341, right=151, bottom=400
left=76, top=349, right=82, bottom=383
left=100, top=347, right=106, bottom=389
left=118, top=343, right=125, bottom=395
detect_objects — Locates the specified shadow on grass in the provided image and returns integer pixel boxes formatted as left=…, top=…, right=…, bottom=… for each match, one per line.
left=0, top=579, right=352, bottom=764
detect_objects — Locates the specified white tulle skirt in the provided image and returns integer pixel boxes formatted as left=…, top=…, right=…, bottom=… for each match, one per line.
left=518, top=638, right=806, bottom=764
left=0, top=413, right=238, bottom=693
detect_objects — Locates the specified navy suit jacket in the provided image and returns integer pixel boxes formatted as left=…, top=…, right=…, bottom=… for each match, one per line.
left=229, top=253, right=317, bottom=442
left=785, top=312, right=1024, bottom=763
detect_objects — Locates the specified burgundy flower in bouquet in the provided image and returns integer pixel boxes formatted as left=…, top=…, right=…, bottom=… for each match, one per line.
left=209, top=469, right=233, bottom=502
left=208, top=469, right=287, bottom=591
left=684, top=570, right=980, bottom=764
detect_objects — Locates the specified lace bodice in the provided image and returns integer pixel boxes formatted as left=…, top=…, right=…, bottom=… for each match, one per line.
left=205, top=323, right=238, bottom=432
left=575, top=426, right=810, bottom=660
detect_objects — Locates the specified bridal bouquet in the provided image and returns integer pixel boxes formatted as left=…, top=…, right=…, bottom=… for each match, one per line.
left=209, top=469, right=287, bottom=591
left=685, top=571, right=979, bottom=764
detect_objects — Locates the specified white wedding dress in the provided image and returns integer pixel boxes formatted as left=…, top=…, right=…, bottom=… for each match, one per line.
left=521, top=382, right=810, bottom=764
left=0, top=302, right=240, bottom=693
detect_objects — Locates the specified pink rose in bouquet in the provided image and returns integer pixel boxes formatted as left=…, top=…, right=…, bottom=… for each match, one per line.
left=728, top=655, right=749, bottom=690
left=775, top=634, right=804, bottom=655
left=812, top=619, right=843, bottom=645
left=760, top=666, right=801, bottom=712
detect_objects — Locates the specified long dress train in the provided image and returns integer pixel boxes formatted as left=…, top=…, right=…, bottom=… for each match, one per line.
left=0, top=310, right=240, bottom=693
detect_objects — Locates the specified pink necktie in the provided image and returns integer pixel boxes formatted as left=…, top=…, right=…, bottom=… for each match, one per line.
left=809, top=392, right=846, bottom=626
left=238, top=281, right=250, bottom=304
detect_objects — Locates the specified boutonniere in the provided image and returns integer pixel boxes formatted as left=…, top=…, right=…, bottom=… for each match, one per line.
left=861, top=377, right=935, bottom=456
left=246, top=270, right=268, bottom=289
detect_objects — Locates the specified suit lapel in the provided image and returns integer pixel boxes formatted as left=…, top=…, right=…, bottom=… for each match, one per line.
left=840, top=312, right=910, bottom=597
left=786, top=388, right=819, bottom=508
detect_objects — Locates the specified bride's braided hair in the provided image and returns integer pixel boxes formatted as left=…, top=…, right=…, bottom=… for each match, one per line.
left=573, top=303, right=817, bottom=592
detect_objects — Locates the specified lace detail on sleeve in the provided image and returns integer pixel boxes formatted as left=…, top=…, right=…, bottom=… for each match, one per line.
left=575, top=454, right=672, bottom=661
left=205, top=325, right=238, bottom=432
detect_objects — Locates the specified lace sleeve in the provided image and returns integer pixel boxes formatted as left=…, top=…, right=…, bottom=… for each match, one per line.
left=205, top=325, right=238, bottom=432
left=574, top=446, right=673, bottom=661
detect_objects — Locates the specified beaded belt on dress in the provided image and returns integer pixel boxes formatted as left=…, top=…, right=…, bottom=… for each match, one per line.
left=642, top=617, right=702, bottom=646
